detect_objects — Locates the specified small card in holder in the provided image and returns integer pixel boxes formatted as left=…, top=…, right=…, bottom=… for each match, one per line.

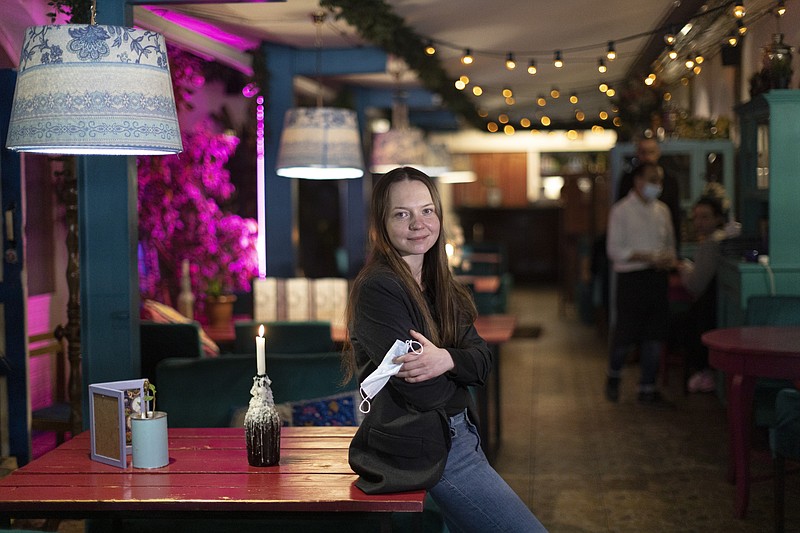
left=88, top=379, right=147, bottom=468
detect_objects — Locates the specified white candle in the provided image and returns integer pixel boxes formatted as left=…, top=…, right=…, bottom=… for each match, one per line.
left=256, top=324, right=266, bottom=375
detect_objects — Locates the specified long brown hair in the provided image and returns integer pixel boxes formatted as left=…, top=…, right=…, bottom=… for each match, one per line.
left=342, top=167, right=477, bottom=380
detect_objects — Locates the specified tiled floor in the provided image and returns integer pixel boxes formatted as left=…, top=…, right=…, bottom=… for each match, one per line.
left=13, top=284, right=800, bottom=532
left=495, top=284, right=799, bottom=532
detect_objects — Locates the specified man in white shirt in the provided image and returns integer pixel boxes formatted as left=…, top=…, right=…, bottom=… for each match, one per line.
left=606, top=162, right=676, bottom=408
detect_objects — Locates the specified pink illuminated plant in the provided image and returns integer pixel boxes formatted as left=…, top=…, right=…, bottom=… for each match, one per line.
left=137, top=47, right=258, bottom=309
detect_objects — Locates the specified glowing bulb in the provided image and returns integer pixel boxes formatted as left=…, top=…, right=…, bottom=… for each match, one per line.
left=550, top=87, right=560, bottom=99
left=461, top=49, right=473, bottom=65
left=520, top=117, right=531, bottom=128
left=425, top=41, right=436, bottom=55
left=685, top=56, right=695, bottom=69
left=727, top=33, right=739, bottom=47
left=498, top=113, right=509, bottom=124
left=607, top=41, right=616, bottom=60
left=598, top=58, right=607, bottom=73
left=537, top=96, right=547, bottom=107
left=569, top=93, right=578, bottom=104
left=553, top=50, right=563, bottom=68
left=541, top=116, right=551, bottom=126
left=472, top=86, right=483, bottom=96
left=733, top=2, right=745, bottom=18
left=599, top=111, right=609, bottom=120
left=527, top=59, right=537, bottom=75
left=505, top=53, right=516, bottom=70
left=606, top=88, right=616, bottom=97
left=502, top=88, right=513, bottom=98
left=668, top=45, right=678, bottom=60
left=777, top=0, right=786, bottom=16
left=455, top=79, right=466, bottom=90
left=599, top=82, right=608, bottom=93
left=487, top=122, right=498, bottom=133
left=737, top=20, right=747, bottom=35
left=504, top=125, right=515, bottom=135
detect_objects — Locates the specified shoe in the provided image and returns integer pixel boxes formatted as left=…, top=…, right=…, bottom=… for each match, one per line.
left=605, top=377, right=620, bottom=402
left=687, top=370, right=716, bottom=393
left=637, top=390, right=676, bottom=410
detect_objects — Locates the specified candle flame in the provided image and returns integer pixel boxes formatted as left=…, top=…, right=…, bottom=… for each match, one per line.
left=258, top=324, right=265, bottom=337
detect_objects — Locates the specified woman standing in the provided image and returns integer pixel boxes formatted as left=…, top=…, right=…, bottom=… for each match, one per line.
left=343, top=167, right=546, bottom=532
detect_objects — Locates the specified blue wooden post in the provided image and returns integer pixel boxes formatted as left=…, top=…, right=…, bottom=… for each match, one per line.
left=77, top=0, right=140, bottom=422
left=0, top=69, right=30, bottom=464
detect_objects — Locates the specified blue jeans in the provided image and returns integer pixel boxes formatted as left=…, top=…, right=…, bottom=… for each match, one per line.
left=608, top=339, right=663, bottom=392
left=428, top=410, right=547, bottom=532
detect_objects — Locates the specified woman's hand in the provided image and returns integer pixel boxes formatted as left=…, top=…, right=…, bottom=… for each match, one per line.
left=394, top=329, right=455, bottom=382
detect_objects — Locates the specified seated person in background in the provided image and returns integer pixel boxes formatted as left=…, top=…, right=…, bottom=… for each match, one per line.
left=678, top=196, right=741, bottom=392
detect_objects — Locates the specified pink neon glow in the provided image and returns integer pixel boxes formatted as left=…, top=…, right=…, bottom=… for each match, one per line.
left=256, top=96, right=267, bottom=278
left=143, top=7, right=259, bottom=52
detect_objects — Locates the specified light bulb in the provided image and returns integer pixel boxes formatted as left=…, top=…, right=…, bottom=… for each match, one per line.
left=569, top=93, right=578, bottom=104
left=733, top=2, right=745, bottom=18
left=777, top=0, right=786, bottom=16
left=607, top=41, right=616, bottom=60
left=425, top=41, right=436, bottom=55
left=550, top=87, right=560, bottom=99
left=737, top=19, right=747, bottom=35
left=527, top=59, right=537, bottom=75
left=505, top=52, right=516, bottom=70
left=685, top=55, right=695, bottom=69
left=461, top=49, right=473, bottom=65
left=598, top=58, right=607, bottom=73
left=554, top=50, right=563, bottom=68
left=668, top=45, right=678, bottom=60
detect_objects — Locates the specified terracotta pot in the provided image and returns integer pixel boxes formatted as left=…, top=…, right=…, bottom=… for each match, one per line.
left=205, top=294, right=237, bottom=327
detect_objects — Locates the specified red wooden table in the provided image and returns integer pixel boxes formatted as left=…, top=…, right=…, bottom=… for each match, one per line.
left=0, top=426, right=424, bottom=531
left=703, top=326, right=800, bottom=518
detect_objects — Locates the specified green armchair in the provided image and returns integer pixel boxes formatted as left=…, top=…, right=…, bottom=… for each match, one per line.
left=770, top=387, right=800, bottom=533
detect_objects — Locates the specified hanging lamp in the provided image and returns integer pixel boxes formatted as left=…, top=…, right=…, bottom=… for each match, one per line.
left=370, top=62, right=449, bottom=176
left=6, top=10, right=182, bottom=155
left=275, top=12, right=364, bottom=180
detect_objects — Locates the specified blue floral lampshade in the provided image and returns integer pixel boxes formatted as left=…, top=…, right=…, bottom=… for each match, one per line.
left=370, top=128, right=428, bottom=175
left=275, top=107, right=364, bottom=179
left=5, top=25, right=182, bottom=155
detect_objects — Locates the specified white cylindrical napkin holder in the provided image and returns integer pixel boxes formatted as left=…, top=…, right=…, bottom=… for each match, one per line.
left=131, top=411, right=169, bottom=469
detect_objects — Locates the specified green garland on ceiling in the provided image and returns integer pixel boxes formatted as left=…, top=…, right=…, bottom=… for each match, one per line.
left=320, top=0, right=487, bottom=131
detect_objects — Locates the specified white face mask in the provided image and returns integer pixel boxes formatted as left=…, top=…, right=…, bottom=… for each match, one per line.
left=641, top=182, right=662, bottom=201
left=359, top=339, right=423, bottom=414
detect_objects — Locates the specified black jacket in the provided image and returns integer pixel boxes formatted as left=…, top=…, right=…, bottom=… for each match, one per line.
left=348, top=268, right=492, bottom=494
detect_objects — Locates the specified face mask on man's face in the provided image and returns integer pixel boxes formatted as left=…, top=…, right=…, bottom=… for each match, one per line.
left=641, top=182, right=662, bottom=201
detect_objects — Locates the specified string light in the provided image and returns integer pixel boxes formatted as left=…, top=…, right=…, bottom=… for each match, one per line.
left=598, top=82, right=608, bottom=93
left=553, top=50, right=563, bottom=68
left=461, top=49, right=473, bottom=65
left=664, top=26, right=676, bottom=45
left=694, top=53, right=704, bottom=64
left=777, top=0, right=786, bottom=16
left=569, top=93, right=579, bottom=104
left=668, top=45, right=678, bottom=60
left=472, top=85, right=483, bottom=96
left=424, top=40, right=436, bottom=55
left=606, top=41, right=616, bottom=60
left=685, top=55, right=695, bottom=69
left=505, top=52, right=516, bottom=70
left=527, top=59, right=537, bottom=75
left=737, top=19, right=747, bottom=35
left=597, top=58, right=607, bottom=73
left=550, top=87, right=560, bottom=99
left=606, top=87, right=616, bottom=97
left=733, top=2, right=745, bottom=18
left=727, top=32, right=739, bottom=46
left=502, top=88, right=513, bottom=98
left=537, top=95, right=547, bottom=107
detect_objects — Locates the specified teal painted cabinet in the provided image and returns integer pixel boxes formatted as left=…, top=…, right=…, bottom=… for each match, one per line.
left=718, top=90, right=800, bottom=326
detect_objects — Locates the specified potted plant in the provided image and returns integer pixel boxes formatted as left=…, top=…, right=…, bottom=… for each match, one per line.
left=137, top=48, right=258, bottom=323
left=205, top=278, right=237, bottom=327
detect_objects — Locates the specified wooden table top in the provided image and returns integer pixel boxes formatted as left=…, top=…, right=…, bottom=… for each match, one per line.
left=704, top=326, right=800, bottom=379
left=0, top=427, right=424, bottom=517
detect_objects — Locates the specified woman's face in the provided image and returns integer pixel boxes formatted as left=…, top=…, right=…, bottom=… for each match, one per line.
left=692, top=204, right=721, bottom=237
left=385, top=179, right=440, bottom=261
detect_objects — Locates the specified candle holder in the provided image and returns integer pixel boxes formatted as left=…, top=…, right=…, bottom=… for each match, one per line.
left=244, top=374, right=281, bottom=467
